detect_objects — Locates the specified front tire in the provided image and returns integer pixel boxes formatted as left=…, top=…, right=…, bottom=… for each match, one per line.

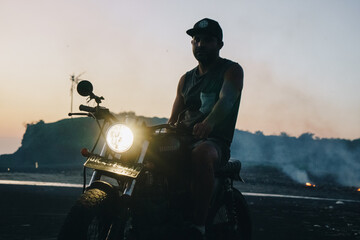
left=58, top=188, right=118, bottom=240
left=207, top=188, right=252, bottom=240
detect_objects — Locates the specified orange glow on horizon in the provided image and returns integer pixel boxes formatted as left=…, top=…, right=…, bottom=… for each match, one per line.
left=305, top=182, right=316, bottom=187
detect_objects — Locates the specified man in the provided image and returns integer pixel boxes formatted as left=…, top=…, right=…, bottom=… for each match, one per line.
left=168, top=18, right=244, bottom=238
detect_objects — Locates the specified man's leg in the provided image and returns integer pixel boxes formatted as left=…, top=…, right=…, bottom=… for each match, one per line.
left=191, top=141, right=220, bottom=226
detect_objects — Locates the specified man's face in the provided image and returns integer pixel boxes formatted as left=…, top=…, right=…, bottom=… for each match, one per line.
left=191, top=34, right=223, bottom=64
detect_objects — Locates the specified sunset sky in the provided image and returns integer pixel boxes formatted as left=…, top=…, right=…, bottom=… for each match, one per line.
left=1, top=0, right=359, bottom=154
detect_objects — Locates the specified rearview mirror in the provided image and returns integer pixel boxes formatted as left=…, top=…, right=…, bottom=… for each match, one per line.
left=77, top=80, right=93, bottom=97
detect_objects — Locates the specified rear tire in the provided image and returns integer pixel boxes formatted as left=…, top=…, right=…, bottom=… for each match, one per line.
left=207, top=188, right=252, bottom=240
left=58, top=188, right=118, bottom=240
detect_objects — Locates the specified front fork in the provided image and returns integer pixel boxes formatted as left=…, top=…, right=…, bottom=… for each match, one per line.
left=82, top=141, right=150, bottom=239
left=88, top=143, right=108, bottom=185
left=87, top=140, right=150, bottom=198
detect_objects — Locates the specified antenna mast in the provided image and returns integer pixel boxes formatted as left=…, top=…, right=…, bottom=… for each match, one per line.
left=69, top=72, right=85, bottom=114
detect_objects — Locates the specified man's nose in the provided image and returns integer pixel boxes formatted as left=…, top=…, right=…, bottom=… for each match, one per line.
left=196, top=39, right=205, bottom=47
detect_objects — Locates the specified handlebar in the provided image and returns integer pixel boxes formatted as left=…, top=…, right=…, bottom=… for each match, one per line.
left=148, top=124, right=193, bottom=135
left=68, top=112, right=90, bottom=117
left=72, top=104, right=117, bottom=121
left=75, top=106, right=192, bottom=135
left=79, top=104, right=96, bottom=113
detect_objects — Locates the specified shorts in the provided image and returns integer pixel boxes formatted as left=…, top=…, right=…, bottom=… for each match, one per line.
left=191, top=137, right=230, bottom=169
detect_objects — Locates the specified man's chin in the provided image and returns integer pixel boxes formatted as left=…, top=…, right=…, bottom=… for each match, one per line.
left=195, top=54, right=209, bottom=63
left=194, top=52, right=219, bottom=64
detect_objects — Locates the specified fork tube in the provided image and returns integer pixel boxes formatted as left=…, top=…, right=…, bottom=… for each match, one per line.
left=137, top=140, right=149, bottom=164
left=89, top=170, right=101, bottom=185
left=88, top=143, right=108, bottom=185
left=99, top=143, right=107, bottom=157
left=123, top=179, right=136, bottom=196
left=122, top=140, right=149, bottom=197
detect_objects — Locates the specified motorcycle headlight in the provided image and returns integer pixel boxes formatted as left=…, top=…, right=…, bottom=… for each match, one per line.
left=106, top=124, right=134, bottom=153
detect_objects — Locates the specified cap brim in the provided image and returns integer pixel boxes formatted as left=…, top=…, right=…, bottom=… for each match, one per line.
left=186, top=28, right=208, bottom=37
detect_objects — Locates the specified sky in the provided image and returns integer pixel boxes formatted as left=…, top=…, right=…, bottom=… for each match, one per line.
left=0, top=0, right=359, bottom=154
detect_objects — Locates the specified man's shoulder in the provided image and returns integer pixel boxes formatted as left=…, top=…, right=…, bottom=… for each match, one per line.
left=221, top=58, right=242, bottom=69
left=185, top=66, right=198, bottom=75
left=182, top=66, right=198, bottom=83
left=221, top=58, right=243, bottom=77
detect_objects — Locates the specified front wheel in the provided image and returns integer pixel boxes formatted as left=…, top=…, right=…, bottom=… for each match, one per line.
left=206, top=188, right=252, bottom=240
left=58, top=188, right=122, bottom=240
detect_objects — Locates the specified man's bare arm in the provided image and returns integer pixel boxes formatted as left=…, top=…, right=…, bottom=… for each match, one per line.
left=193, top=64, right=243, bottom=138
left=168, top=74, right=186, bottom=125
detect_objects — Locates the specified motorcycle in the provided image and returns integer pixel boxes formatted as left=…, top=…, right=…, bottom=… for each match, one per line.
left=58, top=80, right=252, bottom=240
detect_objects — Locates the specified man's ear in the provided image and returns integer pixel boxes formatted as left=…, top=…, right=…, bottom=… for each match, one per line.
left=218, top=41, right=224, bottom=50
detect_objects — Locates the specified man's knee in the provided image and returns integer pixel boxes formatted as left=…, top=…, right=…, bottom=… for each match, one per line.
left=191, top=142, right=219, bottom=167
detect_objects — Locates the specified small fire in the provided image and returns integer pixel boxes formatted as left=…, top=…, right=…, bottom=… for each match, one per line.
left=357, top=188, right=360, bottom=192
left=305, top=182, right=316, bottom=187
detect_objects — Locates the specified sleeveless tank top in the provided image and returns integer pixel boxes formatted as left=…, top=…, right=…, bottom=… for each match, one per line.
left=180, top=58, right=242, bottom=147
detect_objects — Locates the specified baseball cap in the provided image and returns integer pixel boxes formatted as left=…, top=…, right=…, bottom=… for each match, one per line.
left=186, top=18, right=223, bottom=41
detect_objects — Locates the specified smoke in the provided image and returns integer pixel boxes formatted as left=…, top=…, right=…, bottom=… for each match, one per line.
left=281, top=165, right=310, bottom=183
left=231, top=130, right=360, bottom=187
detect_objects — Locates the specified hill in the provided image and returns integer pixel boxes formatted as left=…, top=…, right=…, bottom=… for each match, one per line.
left=1, top=113, right=359, bottom=187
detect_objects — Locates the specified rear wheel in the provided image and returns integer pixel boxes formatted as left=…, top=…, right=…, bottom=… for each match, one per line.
left=58, top=188, right=121, bottom=240
left=207, top=188, right=252, bottom=240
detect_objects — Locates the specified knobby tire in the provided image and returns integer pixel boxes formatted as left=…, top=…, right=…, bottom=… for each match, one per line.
left=58, top=188, right=119, bottom=240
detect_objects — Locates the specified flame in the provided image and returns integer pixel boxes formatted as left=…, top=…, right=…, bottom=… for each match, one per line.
left=305, top=182, right=316, bottom=187
left=357, top=188, right=360, bottom=192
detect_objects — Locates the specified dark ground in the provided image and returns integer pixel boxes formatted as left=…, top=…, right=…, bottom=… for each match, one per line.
left=0, top=166, right=359, bottom=240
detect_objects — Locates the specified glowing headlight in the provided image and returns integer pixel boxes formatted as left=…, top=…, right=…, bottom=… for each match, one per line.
left=106, top=124, right=134, bottom=153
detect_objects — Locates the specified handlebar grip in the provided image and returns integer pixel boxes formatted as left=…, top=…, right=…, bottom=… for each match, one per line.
left=79, top=105, right=96, bottom=113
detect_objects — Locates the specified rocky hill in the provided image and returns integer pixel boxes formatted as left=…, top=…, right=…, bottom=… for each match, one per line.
left=1, top=113, right=359, bottom=187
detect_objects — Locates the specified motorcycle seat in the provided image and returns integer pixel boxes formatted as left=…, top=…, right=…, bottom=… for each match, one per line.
left=215, top=159, right=244, bottom=182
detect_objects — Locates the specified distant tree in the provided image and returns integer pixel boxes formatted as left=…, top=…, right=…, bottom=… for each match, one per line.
left=280, top=132, right=289, bottom=137
left=298, top=133, right=314, bottom=141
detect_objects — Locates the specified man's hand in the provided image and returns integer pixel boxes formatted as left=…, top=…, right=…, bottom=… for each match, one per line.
left=193, top=120, right=214, bottom=139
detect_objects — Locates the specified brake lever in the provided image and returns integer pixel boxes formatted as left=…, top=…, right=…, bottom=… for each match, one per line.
left=68, top=112, right=93, bottom=117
